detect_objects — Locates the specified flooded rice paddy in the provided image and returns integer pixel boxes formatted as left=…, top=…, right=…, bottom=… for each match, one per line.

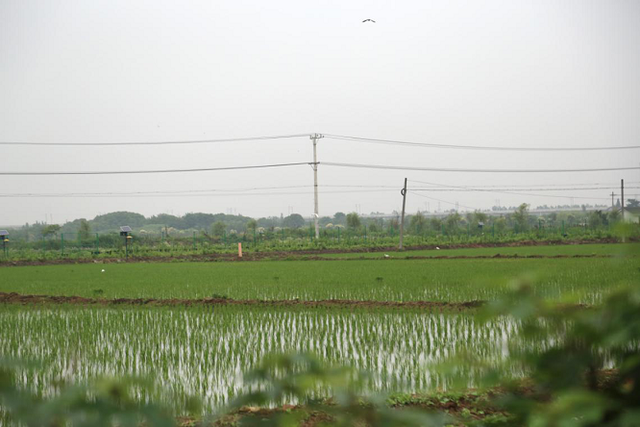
left=1, top=305, right=530, bottom=413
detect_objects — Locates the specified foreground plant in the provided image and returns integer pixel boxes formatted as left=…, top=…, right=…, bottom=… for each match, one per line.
left=478, top=284, right=640, bottom=426
left=0, top=364, right=179, bottom=426
left=220, top=353, right=448, bottom=427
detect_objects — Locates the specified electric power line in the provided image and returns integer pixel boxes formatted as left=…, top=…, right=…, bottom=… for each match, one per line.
left=413, top=187, right=639, bottom=192
left=407, top=178, right=615, bottom=200
left=0, top=188, right=399, bottom=198
left=409, top=191, right=482, bottom=211
left=409, top=179, right=640, bottom=188
left=1, top=182, right=633, bottom=199
left=324, top=134, right=640, bottom=152
left=0, top=134, right=309, bottom=146
left=9, top=161, right=635, bottom=176
left=0, top=162, right=311, bottom=176
left=408, top=190, right=611, bottom=212
left=2, top=132, right=638, bottom=152
left=415, top=188, right=610, bottom=200
left=323, top=161, right=640, bottom=174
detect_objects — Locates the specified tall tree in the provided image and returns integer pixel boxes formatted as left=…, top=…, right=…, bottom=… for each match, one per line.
left=513, top=203, right=530, bottom=231
left=78, top=219, right=91, bottom=240
left=42, top=224, right=61, bottom=239
left=346, top=212, right=361, bottom=230
left=246, top=219, right=258, bottom=232
left=409, top=211, right=426, bottom=235
left=472, top=211, right=488, bottom=225
left=333, top=212, right=347, bottom=226
left=282, top=214, right=305, bottom=229
left=212, top=222, right=226, bottom=237
left=588, top=210, right=607, bottom=228
left=429, top=217, right=442, bottom=232
left=445, top=212, right=461, bottom=232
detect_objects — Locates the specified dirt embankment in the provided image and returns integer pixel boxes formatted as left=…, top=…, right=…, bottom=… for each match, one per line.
left=0, top=291, right=484, bottom=310
left=305, top=253, right=611, bottom=261
left=195, top=370, right=619, bottom=426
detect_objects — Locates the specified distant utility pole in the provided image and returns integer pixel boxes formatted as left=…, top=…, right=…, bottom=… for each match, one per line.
left=311, top=133, right=323, bottom=239
left=621, top=179, right=625, bottom=243
left=399, top=178, right=408, bottom=250
left=611, top=192, right=615, bottom=210
left=621, top=179, right=625, bottom=221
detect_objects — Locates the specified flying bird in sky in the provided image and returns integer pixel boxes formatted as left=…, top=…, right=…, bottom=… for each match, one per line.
left=362, top=19, right=376, bottom=23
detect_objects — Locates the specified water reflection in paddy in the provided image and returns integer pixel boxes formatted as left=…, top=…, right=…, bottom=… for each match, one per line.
left=1, top=306, right=527, bottom=413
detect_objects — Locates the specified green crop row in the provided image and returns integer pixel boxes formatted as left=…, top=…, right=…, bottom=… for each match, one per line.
left=1, top=255, right=636, bottom=304
left=1, top=224, right=636, bottom=264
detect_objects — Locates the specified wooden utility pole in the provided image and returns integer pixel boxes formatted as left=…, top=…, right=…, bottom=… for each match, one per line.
left=311, top=133, right=323, bottom=239
left=399, top=178, right=408, bottom=250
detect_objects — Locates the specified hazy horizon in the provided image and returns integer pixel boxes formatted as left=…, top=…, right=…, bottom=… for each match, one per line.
left=2, top=0, right=639, bottom=226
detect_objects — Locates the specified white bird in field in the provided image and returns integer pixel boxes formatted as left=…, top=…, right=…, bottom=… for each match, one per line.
left=384, top=254, right=390, bottom=258
left=101, top=269, right=105, bottom=272
left=435, top=247, right=440, bottom=250
left=362, top=19, right=376, bottom=23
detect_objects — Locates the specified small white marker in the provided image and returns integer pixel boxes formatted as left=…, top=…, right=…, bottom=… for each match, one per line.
left=101, top=269, right=105, bottom=272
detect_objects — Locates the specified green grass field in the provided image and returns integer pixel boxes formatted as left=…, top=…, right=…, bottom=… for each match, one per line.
left=1, top=254, right=637, bottom=304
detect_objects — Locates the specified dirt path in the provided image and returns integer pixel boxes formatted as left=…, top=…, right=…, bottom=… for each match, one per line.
left=0, top=291, right=483, bottom=310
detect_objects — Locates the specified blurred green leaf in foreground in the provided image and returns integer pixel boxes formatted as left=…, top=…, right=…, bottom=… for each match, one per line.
left=0, top=365, right=177, bottom=427
left=479, top=284, right=640, bottom=426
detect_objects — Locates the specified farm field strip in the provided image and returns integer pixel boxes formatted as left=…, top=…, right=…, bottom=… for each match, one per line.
left=0, top=258, right=635, bottom=304
left=3, top=242, right=637, bottom=267
left=0, top=305, right=531, bottom=413
left=315, top=242, right=640, bottom=259
left=1, top=244, right=636, bottom=419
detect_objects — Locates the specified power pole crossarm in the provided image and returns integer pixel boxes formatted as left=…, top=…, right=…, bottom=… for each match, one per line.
left=311, top=133, right=323, bottom=239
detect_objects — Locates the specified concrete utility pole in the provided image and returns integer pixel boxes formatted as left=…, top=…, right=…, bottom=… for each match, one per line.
left=621, top=179, right=625, bottom=221
left=399, top=178, right=408, bottom=250
left=311, top=133, right=323, bottom=239
left=621, top=179, right=626, bottom=243
left=611, top=192, right=615, bottom=210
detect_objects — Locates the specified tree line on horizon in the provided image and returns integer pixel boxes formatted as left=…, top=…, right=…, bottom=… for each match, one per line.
left=6, top=199, right=637, bottom=243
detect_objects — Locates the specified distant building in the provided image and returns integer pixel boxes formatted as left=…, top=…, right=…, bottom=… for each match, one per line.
left=622, top=207, right=640, bottom=224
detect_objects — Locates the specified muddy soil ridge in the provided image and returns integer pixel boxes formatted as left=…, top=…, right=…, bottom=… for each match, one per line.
left=0, top=291, right=484, bottom=309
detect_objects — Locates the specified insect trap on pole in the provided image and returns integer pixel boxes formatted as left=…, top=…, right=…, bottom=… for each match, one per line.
left=120, top=226, right=132, bottom=259
left=0, top=230, right=8, bottom=258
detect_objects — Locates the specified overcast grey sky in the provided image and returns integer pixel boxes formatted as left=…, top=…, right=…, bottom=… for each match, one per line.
left=1, top=0, right=639, bottom=225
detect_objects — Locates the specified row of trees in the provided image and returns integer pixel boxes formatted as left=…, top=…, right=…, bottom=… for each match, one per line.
left=407, top=204, right=627, bottom=235
left=8, top=203, right=634, bottom=243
